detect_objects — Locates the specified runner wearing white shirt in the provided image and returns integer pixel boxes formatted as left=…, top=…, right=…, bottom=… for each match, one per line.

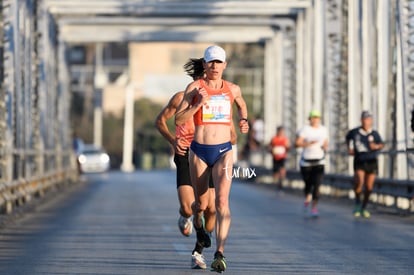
left=295, top=110, right=328, bottom=217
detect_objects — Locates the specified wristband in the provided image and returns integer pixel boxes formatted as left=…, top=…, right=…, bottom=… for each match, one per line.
left=239, top=118, right=248, bottom=122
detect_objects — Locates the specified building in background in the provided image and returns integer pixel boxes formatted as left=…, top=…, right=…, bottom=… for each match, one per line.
left=103, top=42, right=210, bottom=114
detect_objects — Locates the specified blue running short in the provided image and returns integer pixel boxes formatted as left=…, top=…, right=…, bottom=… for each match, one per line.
left=174, top=149, right=214, bottom=188
left=190, top=141, right=232, bottom=167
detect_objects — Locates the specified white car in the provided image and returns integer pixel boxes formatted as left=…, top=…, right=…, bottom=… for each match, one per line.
left=78, top=145, right=110, bottom=173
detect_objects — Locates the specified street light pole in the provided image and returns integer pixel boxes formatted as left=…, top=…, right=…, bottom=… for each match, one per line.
left=93, top=43, right=107, bottom=148
left=121, top=83, right=135, bottom=172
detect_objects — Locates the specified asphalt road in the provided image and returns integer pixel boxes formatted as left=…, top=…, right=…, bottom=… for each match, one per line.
left=0, top=170, right=413, bottom=275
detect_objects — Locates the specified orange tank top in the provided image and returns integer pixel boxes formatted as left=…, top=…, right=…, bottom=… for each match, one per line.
left=271, top=136, right=288, bottom=160
left=175, top=119, right=194, bottom=147
left=193, top=79, right=234, bottom=126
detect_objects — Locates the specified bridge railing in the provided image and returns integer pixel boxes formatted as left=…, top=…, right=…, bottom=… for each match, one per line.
left=243, top=148, right=414, bottom=214
left=0, top=0, right=79, bottom=214
left=283, top=171, right=414, bottom=214
left=0, top=148, right=79, bottom=214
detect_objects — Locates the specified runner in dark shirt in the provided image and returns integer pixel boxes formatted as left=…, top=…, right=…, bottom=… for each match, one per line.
left=346, top=111, right=384, bottom=218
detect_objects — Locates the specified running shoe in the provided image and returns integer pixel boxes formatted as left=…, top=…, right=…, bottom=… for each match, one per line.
left=310, top=207, right=319, bottom=217
left=353, top=205, right=361, bottom=217
left=178, top=215, right=193, bottom=237
left=211, top=251, right=227, bottom=273
left=361, top=209, right=371, bottom=218
left=194, top=216, right=211, bottom=248
left=191, top=251, right=207, bottom=269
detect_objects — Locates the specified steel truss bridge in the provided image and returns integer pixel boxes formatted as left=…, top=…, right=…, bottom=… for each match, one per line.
left=1, top=0, right=414, bottom=213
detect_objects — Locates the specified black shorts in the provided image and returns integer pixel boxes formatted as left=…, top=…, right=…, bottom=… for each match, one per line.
left=273, top=158, right=286, bottom=173
left=173, top=152, right=214, bottom=189
left=354, top=159, right=378, bottom=174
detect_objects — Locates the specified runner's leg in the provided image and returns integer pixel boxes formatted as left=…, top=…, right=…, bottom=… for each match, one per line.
left=205, top=186, right=216, bottom=233
left=175, top=153, right=195, bottom=236
left=301, top=166, right=313, bottom=203
left=211, top=150, right=233, bottom=254
left=189, top=150, right=212, bottom=248
left=362, top=173, right=376, bottom=209
left=354, top=169, right=365, bottom=205
left=178, top=185, right=195, bottom=217
left=189, top=150, right=210, bottom=225
left=191, top=174, right=216, bottom=267
left=311, top=165, right=324, bottom=209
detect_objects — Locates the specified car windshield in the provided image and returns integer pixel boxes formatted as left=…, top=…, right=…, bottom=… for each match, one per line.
left=82, top=147, right=104, bottom=155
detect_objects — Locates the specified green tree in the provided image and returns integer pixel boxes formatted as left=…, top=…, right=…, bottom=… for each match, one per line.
left=133, top=97, right=172, bottom=153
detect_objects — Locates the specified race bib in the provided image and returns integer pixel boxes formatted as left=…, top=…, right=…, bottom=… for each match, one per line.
left=272, top=146, right=286, bottom=156
left=202, top=95, right=231, bottom=123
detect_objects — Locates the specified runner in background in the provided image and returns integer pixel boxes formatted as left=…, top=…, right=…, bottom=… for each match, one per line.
left=346, top=111, right=384, bottom=218
left=269, top=126, right=290, bottom=188
left=295, top=110, right=328, bottom=217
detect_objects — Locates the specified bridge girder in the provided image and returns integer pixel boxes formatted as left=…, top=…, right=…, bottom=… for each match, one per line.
left=45, top=0, right=308, bottom=172
left=45, top=0, right=310, bottom=16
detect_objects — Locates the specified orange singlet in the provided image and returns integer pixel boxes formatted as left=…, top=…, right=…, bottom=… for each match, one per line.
left=175, top=119, right=194, bottom=148
left=193, top=79, right=234, bottom=126
left=271, top=136, right=289, bottom=160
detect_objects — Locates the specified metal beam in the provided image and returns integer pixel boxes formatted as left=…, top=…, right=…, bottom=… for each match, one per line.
left=57, top=14, right=294, bottom=43
left=312, top=0, right=324, bottom=112
left=398, top=0, right=414, bottom=180
left=45, top=0, right=311, bottom=16
left=296, top=10, right=305, bottom=133
left=58, top=16, right=294, bottom=27
left=324, top=0, right=346, bottom=173
left=347, top=0, right=361, bottom=128
left=376, top=0, right=390, bottom=177
left=281, top=26, right=296, bottom=146
left=264, top=34, right=280, bottom=157
left=361, top=0, right=372, bottom=110
left=60, top=25, right=277, bottom=43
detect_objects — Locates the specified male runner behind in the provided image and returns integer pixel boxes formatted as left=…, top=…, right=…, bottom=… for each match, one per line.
left=155, top=58, right=237, bottom=269
left=175, top=45, right=249, bottom=272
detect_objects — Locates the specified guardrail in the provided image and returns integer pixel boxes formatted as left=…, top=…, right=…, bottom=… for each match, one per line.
left=0, top=150, right=79, bottom=214
left=241, top=146, right=414, bottom=214
left=252, top=167, right=414, bottom=214
left=0, top=1, right=78, bottom=215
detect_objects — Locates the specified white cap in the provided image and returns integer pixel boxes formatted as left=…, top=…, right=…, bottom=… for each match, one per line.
left=204, top=45, right=226, bottom=63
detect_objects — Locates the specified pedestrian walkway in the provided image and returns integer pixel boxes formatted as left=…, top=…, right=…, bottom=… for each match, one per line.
left=0, top=170, right=413, bottom=275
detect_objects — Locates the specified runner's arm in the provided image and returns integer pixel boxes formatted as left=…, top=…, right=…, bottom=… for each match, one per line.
left=155, top=93, right=181, bottom=146
left=230, top=120, right=237, bottom=145
left=285, top=138, right=291, bottom=151
left=295, top=133, right=316, bottom=148
left=369, top=131, right=385, bottom=151
left=322, top=138, right=329, bottom=152
left=232, top=84, right=249, bottom=134
left=295, top=135, right=304, bottom=148
left=175, top=82, right=204, bottom=125
left=345, top=130, right=354, bottom=155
